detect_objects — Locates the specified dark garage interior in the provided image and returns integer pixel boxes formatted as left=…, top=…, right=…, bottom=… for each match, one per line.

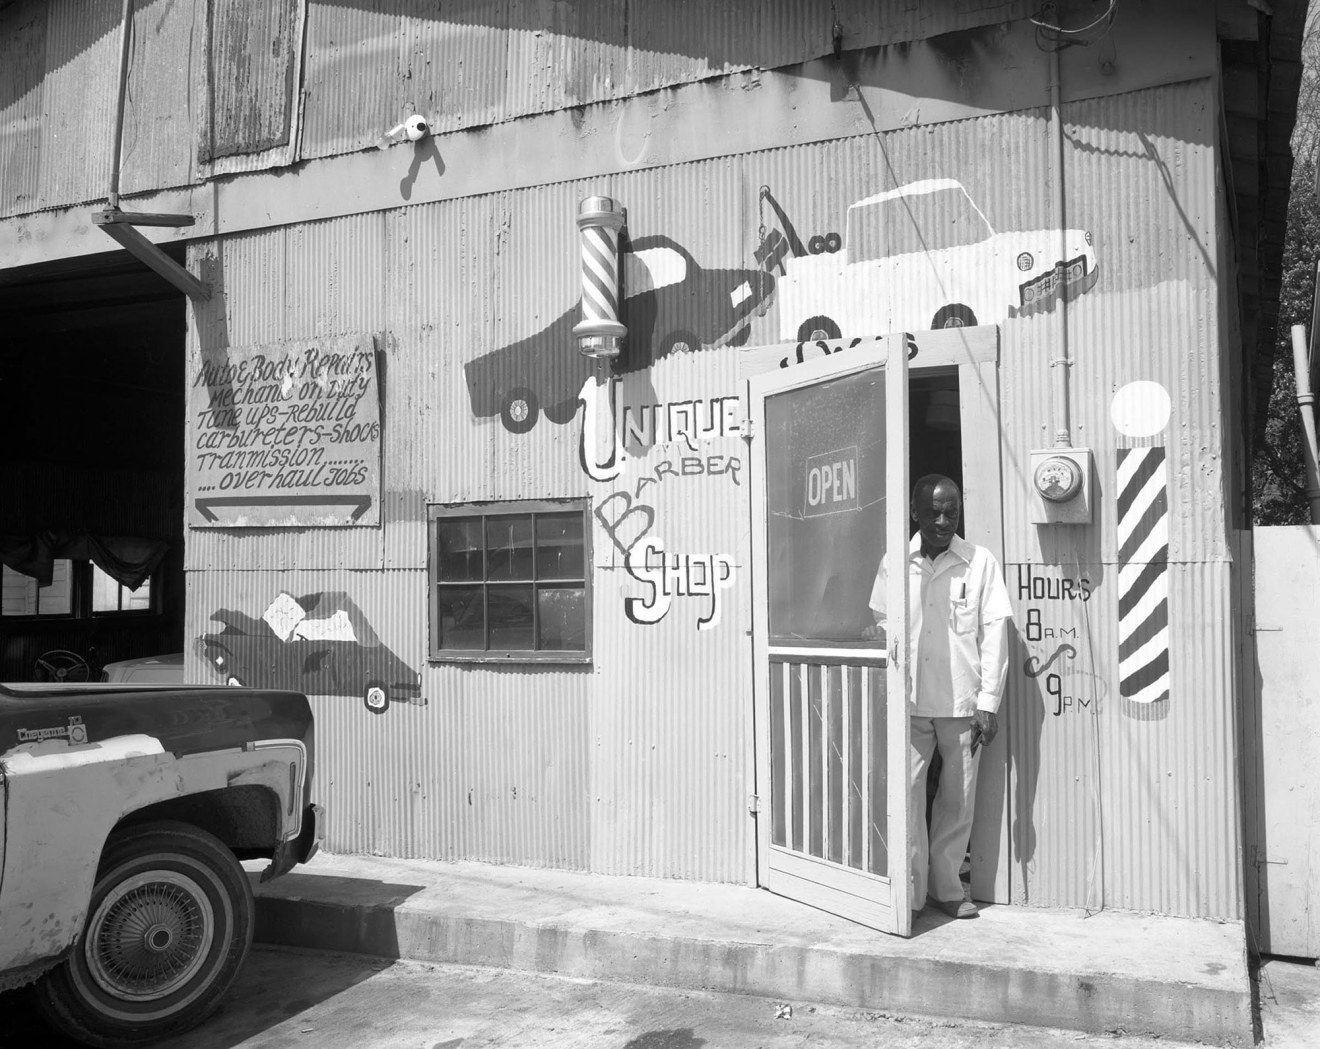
left=0, top=247, right=186, bottom=681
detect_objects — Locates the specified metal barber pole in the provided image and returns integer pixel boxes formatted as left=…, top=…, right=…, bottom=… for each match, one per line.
left=573, top=196, right=627, bottom=359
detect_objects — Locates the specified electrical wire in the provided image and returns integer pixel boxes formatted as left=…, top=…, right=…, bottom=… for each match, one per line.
left=1032, top=0, right=1118, bottom=52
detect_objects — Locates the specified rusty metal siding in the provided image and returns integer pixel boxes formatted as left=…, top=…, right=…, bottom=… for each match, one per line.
left=295, top=0, right=1036, bottom=162
left=203, top=0, right=300, bottom=162
left=32, top=0, right=120, bottom=212
left=118, top=0, right=200, bottom=196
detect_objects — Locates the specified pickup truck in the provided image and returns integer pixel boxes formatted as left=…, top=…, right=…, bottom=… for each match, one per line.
left=0, top=682, right=321, bottom=1047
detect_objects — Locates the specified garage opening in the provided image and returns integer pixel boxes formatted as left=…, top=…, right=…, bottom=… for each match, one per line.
left=0, top=248, right=187, bottom=682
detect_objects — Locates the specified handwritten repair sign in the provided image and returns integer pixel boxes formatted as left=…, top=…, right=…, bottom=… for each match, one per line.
left=189, top=335, right=381, bottom=527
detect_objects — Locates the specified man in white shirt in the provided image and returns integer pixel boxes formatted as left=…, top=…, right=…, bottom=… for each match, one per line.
left=864, top=475, right=1012, bottom=919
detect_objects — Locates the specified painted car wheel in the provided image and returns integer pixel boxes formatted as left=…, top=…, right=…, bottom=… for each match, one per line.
left=657, top=330, right=702, bottom=358
left=797, top=316, right=841, bottom=343
left=932, top=304, right=977, bottom=329
left=364, top=681, right=389, bottom=715
left=34, top=821, right=253, bottom=1048
left=500, top=386, right=540, bottom=434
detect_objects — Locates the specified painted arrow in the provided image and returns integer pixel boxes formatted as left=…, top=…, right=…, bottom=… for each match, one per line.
left=195, top=495, right=373, bottom=523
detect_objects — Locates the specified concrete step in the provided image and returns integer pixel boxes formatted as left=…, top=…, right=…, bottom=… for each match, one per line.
left=250, top=853, right=1252, bottom=1046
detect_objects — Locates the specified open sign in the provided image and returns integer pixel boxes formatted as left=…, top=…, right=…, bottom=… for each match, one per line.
left=804, top=447, right=859, bottom=516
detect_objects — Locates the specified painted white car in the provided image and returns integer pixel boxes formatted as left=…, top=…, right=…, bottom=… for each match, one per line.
left=776, top=179, right=1099, bottom=343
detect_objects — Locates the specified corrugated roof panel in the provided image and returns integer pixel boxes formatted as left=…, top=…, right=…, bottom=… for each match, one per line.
left=0, top=0, right=48, bottom=218
left=297, top=0, right=1039, bottom=163
left=203, top=0, right=300, bottom=162
left=35, top=0, right=120, bottom=211
left=118, top=0, right=199, bottom=196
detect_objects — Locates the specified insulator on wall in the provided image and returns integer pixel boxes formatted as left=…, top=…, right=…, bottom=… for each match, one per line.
left=572, top=196, right=627, bottom=359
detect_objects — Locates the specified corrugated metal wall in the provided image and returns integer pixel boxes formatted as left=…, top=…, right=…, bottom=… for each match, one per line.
left=2, top=0, right=1038, bottom=217
left=182, top=69, right=1243, bottom=911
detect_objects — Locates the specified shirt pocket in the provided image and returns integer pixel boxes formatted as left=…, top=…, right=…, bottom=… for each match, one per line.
left=949, top=596, right=977, bottom=636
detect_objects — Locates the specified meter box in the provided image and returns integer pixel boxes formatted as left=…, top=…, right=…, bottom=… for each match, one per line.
left=1029, top=447, right=1093, bottom=525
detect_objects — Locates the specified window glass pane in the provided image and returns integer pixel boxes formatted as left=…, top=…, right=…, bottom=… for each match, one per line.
left=39, top=559, right=74, bottom=615
left=536, top=513, right=584, bottom=580
left=486, top=516, right=534, bottom=581
left=125, top=578, right=152, bottom=612
left=537, top=586, right=585, bottom=651
left=436, top=585, right=484, bottom=649
left=2, top=565, right=37, bottom=616
left=436, top=518, right=484, bottom=581
left=92, top=564, right=121, bottom=611
left=764, top=371, right=887, bottom=643
left=487, top=584, right=534, bottom=649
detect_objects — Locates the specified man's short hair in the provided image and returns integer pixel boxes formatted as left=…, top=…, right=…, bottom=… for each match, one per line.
left=911, top=474, right=960, bottom=506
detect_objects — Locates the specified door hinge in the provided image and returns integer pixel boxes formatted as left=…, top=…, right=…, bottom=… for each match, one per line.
left=748, top=793, right=761, bottom=815
left=742, top=416, right=755, bottom=441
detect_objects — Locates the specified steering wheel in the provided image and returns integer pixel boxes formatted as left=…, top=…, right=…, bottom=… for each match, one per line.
left=34, top=649, right=92, bottom=683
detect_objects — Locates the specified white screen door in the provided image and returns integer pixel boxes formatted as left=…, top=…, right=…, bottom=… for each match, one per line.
left=747, top=338, right=912, bottom=936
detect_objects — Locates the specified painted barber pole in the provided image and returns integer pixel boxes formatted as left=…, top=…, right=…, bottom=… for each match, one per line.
left=573, top=195, right=627, bottom=359
left=1111, top=382, right=1173, bottom=707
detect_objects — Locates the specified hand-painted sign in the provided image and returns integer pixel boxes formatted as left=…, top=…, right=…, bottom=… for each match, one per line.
left=190, top=335, right=380, bottom=527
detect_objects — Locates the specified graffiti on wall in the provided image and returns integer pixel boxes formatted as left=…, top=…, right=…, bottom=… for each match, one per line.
left=198, top=591, right=425, bottom=715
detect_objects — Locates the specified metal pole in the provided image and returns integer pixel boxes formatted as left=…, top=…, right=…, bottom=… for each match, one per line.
left=108, top=0, right=134, bottom=209
left=1290, top=325, right=1320, bottom=524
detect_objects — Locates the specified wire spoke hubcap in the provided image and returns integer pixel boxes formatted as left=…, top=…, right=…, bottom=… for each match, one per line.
left=85, top=870, right=216, bottom=1001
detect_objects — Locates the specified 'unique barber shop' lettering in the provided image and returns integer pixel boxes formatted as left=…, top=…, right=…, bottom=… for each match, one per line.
left=624, top=536, right=737, bottom=631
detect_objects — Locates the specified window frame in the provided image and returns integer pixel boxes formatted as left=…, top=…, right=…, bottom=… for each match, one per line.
left=0, top=559, right=160, bottom=622
left=428, top=498, right=593, bottom=665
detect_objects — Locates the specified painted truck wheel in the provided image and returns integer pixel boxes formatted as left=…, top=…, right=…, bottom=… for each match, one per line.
left=34, top=820, right=253, bottom=1048
left=501, top=387, right=539, bottom=434
left=364, top=681, right=389, bottom=715
left=797, top=316, right=841, bottom=343
left=932, top=304, right=977, bottom=329
left=656, top=330, right=701, bottom=358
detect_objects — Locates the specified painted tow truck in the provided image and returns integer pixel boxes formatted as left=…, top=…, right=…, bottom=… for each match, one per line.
left=773, top=178, right=1099, bottom=343
left=0, top=682, right=321, bottom=1047
left=465, top=235, right=776, bottom=434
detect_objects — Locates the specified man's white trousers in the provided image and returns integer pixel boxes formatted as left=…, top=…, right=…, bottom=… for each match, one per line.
left=909, top=715, right=980, bottom=905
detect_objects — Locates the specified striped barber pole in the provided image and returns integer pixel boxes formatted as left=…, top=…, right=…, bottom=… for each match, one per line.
left=580, top=222, right=620, bottom=323
left=573, top=196, right=626, bottom=357
left=1116, top=446, right=1170, bottom=704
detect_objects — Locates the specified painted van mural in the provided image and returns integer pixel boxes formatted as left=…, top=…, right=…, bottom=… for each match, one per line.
left=464, top=235, right=776, bottom=434
left=773, top=178, right=1099, bottom=342
left=197, top=591, right=425, bottom=715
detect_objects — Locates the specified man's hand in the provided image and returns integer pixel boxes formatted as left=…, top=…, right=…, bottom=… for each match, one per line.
left=861, top=623, right=886, bottom=642
left=970, top=710, right=998, bottom=754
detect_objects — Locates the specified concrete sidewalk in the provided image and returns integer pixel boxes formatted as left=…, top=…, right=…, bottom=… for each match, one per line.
left=251, top=853, right=1254, bottom=1046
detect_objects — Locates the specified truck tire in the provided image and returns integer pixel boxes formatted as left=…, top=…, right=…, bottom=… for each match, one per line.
left=33, top=821, right=254, bottom=1048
